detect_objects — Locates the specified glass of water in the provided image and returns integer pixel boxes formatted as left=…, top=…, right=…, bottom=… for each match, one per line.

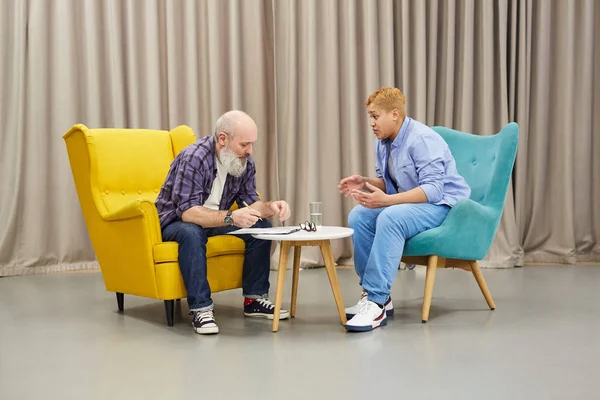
left=309, top=202, right=323, bottom=227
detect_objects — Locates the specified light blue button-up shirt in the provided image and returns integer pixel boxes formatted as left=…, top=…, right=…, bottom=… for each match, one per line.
left=374, top=117, right=471, bottom=207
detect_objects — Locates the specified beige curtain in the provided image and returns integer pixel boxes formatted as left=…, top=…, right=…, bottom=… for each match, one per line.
left=270, top=0, right=397, bottom=267
left=0, top=0, right=278, bottom=275
left=392, top=0, right=524, bottom=268
left=513, top=0, right=600, bottom=264
left=1, top=0, right=598, bottom=276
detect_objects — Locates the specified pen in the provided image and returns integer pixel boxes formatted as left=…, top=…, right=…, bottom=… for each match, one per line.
left=242, top=201, right=263, bottom=221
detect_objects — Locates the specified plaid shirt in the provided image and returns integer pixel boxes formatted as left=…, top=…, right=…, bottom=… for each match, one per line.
left=155, top=135, right=260, bottom=230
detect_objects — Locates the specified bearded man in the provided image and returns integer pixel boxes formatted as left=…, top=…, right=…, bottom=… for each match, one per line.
left=155, top=110, right=292, bottom=335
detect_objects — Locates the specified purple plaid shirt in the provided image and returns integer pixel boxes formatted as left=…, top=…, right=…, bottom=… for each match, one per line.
left=155, top=135, right=260, bottom=230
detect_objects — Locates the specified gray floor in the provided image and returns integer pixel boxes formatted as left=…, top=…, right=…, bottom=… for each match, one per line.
left=1, top=265, right=599, bottom=400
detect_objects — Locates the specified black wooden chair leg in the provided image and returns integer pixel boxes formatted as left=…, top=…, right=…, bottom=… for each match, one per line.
left=164, top=300, right=175, bottom=326
left=116, top=293, right=124, bottom=311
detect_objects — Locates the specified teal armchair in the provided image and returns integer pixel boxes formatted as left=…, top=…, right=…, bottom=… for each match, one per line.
left=402, top=122, right=519, bottom=322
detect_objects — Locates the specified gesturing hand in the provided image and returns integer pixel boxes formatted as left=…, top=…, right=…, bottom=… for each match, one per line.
left=269, top=200, right=291, bottom=222
left=231, top=207, right=262, bottom=228
left=351, top=182, right=390, bottom=208
left=338, top=175, right=365, bottom=197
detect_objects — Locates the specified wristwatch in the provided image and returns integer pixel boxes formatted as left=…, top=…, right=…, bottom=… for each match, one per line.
left=224, top=210, right=233, bottom=226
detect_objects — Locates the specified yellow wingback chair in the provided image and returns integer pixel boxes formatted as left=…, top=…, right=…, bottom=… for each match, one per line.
left=63, top=124, right=246, bottom=326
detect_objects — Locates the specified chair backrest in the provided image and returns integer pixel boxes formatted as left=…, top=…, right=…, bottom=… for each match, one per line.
left=63, top=124, right=197, bottom=227
left=65, top=124, right=197, bottom=217
left=432, top=122, right=519, bottom=211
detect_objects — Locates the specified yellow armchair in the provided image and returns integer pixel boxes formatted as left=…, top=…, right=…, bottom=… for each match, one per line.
left=63, top=124, right=246, bottom=326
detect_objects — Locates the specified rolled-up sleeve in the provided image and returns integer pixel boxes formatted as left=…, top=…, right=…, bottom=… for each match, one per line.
left=375, top=164, right=384, bottom=180
left=235, top=162, right=260, bottom=206
left=173, top=160, right=208, bottom=217
left=413, top=135, right=446, bottom=204
left=375, top=140, right=384, bottom=180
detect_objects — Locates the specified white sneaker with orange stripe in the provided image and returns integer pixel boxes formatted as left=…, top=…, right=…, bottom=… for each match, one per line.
left=344, top=299, right=387, bottom=332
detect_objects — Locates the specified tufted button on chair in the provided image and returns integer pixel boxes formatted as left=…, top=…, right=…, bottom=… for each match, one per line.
left=402, top=122, right=519, bottom=322
left=63, top=124, right=249, bottom=326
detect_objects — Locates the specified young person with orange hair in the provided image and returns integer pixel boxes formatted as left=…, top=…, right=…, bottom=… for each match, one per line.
left=338, top=88, right=471, bottom=332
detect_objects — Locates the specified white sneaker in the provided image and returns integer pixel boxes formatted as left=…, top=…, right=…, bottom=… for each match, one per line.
left=345, top=291, right=394, bottom=319
left=191, top=309, right=219, bottom=335
left=345, top=299, right=388, bottom=332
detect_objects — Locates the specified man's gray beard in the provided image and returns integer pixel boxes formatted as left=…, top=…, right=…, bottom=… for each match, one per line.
left=219, top=145, right=247, bottom=177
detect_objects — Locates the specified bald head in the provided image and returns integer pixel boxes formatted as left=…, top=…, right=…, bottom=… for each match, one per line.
left=214, top=110, right=257, bottom=139
left=214, top=110, right=257, bottom=176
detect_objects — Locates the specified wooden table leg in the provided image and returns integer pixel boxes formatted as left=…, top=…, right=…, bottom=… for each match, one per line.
left=272, top=241, right=290, bottom=332
left=319, top=240, right=347, bottom=325
left=290, top=245, right=302, bottom=317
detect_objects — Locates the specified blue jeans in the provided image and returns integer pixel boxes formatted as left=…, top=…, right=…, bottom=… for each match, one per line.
left=161, top=219, right=273, bottom=311
left=348, top=203, right=451, bottom=304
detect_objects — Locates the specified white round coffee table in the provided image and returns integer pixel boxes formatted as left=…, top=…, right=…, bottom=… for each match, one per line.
left=252, top=226, right=354, bottom=332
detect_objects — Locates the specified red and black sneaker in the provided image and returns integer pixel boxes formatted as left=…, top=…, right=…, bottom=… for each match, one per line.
left=244, top=298, right=290, bottom=320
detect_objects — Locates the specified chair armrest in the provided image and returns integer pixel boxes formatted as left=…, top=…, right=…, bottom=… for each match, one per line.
left=100, top=200, right=156, bottom=221
left=440, top=199, right=497, bottom=230
left=98, top=199, right=163, bottom=251
left=405, top=199, right=501, bottom=260
left=437, top=199, right=500, bottom=260
left=91, top=199, right=164, bottom=298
